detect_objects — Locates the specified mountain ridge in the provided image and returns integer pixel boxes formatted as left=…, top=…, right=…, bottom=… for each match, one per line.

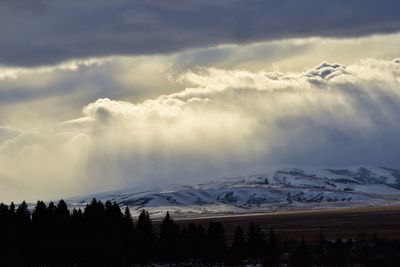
left=69, top=166, right=400, bottom=218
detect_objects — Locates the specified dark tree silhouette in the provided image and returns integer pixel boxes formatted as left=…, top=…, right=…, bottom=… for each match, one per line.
left=0, top=199, right=398, bottom=266
left=184, top=223, right=207, bottom=262
left=159, top=211, right=180, bottom=262
left=230, top=225, right=247, bottom=263
left=247, top=221, right=266, bottom=260
left=206, top=221, right=226, bottom=263
left=121, top=207, right=135, bottom=265
left=15, top=201, right=31, bottom=266
left=136, top=210, right=155, bottom=264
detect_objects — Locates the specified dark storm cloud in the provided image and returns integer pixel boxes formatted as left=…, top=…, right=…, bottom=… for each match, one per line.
left=1, top=0, right=400, bottom=66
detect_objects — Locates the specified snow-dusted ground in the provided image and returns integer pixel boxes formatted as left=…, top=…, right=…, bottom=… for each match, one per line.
left=68, top=166, right=400, bottom=218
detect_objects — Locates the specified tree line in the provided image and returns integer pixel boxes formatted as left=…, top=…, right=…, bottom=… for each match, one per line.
left=0, top=199, right=399, bottom=266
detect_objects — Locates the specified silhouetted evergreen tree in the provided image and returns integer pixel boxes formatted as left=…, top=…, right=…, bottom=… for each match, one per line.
left=230, top=225, right=247, bottom=263
left=55, top=199, right=70, bottom=224
left=180, top=226, right=190, bottom=262
left=122, top=207, right=135, bottom=264
left=247, top=221, right=266, bottom=260
left=71, top=207, right=85, bottom=263
left=0, top=203, right=12, bottom=265
left=31, top=201, right=48, bottom=265
left=136, top=210, right=155, bottom=264
left=265, top=229, right=280, bottom=267
left=83, top=199, right=109, bottom=265
left=184, top=223, right=207, bottom=261
left=123, top=207, right=134, bottom=228
left=103, top=201, right=125, bottom=265
left=159, top=211, right=180, bottom=262
left=54, top=200, right=72, bottom=264
left=15, top=201, right=31, bottom=266
left=206, top=221, right=226, bottom=262
left=15, top=201, right=30, bottom=223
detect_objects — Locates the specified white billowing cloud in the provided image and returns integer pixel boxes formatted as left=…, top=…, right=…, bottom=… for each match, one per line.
left=1, top=58, right=400, bottom=202
left=0, top=127, right=91, bottom=202
left=0, top=33, right=399, bottom=133
left=76, top=59, right=400, bottom=186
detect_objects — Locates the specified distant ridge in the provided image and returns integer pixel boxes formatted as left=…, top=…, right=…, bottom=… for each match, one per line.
left=69, top=166, right=400, bottom=218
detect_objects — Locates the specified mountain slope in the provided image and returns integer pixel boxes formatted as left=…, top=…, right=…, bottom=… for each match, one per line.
left=69, top=166, right=400, bottom=218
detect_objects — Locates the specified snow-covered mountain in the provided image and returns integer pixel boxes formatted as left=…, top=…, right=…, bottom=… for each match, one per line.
left=69, top=166, right=400, bottom=218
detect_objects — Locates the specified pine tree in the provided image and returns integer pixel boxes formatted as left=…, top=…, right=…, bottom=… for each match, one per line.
left=180, top=226, right=189, bottom=262
left=266, top=229, right=280, bottom=266
left=136, top=210, right=155, bottom=263
left=159, top=211, right=180, bottom=262
left=55, top=200, right=70, bottom=241
left=16, top=201, right=30, bottom=221
left=186, top=223, right=204, bottom=260
left=32, top=201, right=47, bottom=226
left=246, top=221, right=266, bottom=259
left=55, top=200, right=70, bottom=220
left=123, top=207, right=134, bottom=230
left=9, top=202, right=15, bottom=215
left=231, top=225, right=246, bottom=262
left=206, top=221, right=226, bottom=262
left=268, top=229, right=279, bottom=253
left=123, top=207, right=135, bottom=263
left=82, top=199, right=108, bottom=265
left=136, top=210, right=153, bottom=237
left=0, top=203, right=12, bottom=265
left=15, top=201, right=31, bottom=266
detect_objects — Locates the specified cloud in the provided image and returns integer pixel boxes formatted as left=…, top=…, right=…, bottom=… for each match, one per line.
left=1, top=0, right=400, bottom=66
left=75, top=59, right=400, bottom=187
left=0, top=58, right=400, bottom=202
left=0, top=33, right=399, bottom=128
left=0, top=127, right=91, bottom=202
left=0, top=58, right=109, bottom=80
left=0, top=126, right=19, bottom=143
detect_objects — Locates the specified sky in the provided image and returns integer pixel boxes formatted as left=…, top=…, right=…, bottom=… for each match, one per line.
left=0, top=0, right=400, bottom=202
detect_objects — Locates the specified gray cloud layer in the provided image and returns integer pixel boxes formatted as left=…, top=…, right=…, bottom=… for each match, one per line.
left=1, top=0, right=400, bottom=66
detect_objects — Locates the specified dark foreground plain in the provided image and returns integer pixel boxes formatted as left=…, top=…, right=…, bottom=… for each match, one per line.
left=174, top=205, right=400, bottom=241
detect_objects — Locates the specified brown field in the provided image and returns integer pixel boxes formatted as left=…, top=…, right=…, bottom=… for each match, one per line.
left=170, top=205, right=400, bottom=242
